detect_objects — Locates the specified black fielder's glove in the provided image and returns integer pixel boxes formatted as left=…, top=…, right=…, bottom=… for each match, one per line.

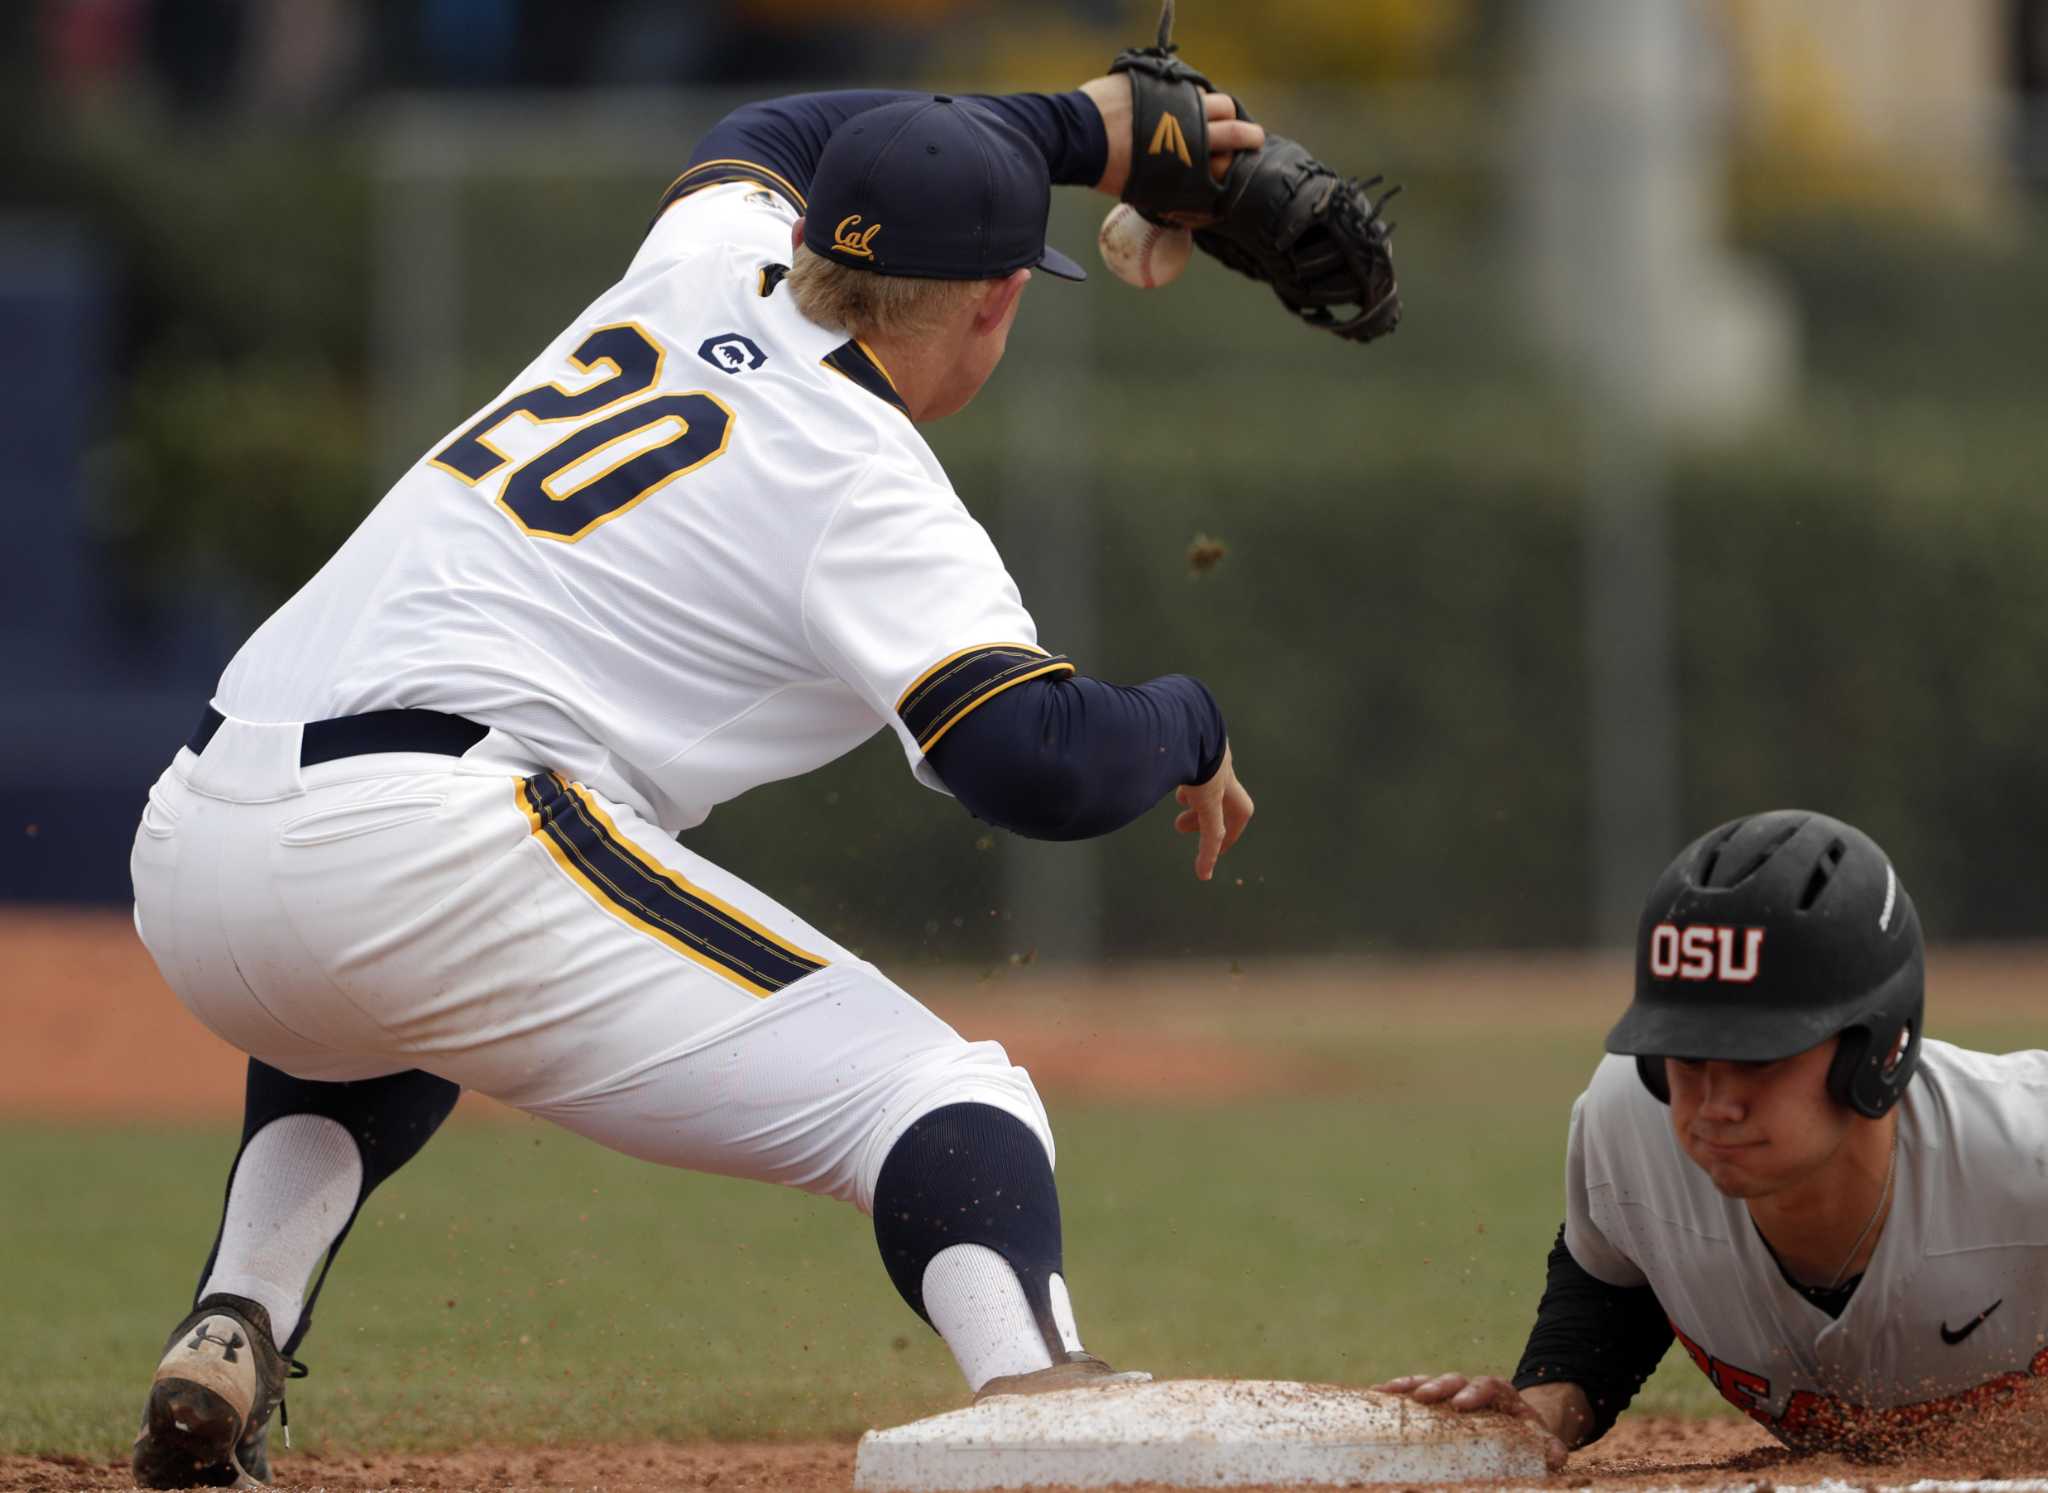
left=1194, top=139, right=1402, bottom=344
left=1109, top=0, right=1402, bottom=345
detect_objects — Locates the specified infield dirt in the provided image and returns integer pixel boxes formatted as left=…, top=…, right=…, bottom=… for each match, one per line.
left=0, top=1416, right=1797, bottom=1493
left=17, top=1410, right=2048, bottom=1491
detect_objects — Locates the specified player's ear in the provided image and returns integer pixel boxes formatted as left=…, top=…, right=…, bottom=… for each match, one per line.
left=972, top=269, right=1030, bottom=333
left=791, top=218, right=805, bottom=255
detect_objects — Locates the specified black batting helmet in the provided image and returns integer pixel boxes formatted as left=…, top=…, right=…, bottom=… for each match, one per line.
left=1605, top=810, right=1923, bottom=1119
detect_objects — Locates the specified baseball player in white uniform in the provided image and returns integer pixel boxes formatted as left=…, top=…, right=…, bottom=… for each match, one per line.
left=126, top=74, right=1264, bottom=1487
left=1378, top=811, right=2048, bottom=1464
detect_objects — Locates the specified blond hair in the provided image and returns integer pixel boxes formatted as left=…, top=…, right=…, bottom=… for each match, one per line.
left=786, top=244, right=989, bottom=343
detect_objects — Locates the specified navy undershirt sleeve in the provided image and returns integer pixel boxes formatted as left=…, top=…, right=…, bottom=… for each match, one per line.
left=925, top=672, right=1225, bottom=842
left=959, top=91, right=1110, bottom=188
left=668, top=88, right=1109, bottom=211
left=1511, top=1225, right=1674, bottom=1445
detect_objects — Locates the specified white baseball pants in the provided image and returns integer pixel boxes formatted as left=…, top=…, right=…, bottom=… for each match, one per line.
left=129, top=715, right=1051, bottom=1212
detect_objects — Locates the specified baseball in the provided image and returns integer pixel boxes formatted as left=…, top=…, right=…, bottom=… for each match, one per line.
left=1098, top=203, right=1192, bottom=289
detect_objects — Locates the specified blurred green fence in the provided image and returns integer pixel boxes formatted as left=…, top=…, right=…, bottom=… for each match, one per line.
left=49, top=87, right=2048, bottom=960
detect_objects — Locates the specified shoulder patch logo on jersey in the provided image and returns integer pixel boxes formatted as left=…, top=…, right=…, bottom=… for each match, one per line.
left=1649, top=923, right=1765, bottom=984
left=745, top=190, right=780, bottom=210
left=832, top=214, right=881, bottom=259
left=698, top=333, right=768, bottom=376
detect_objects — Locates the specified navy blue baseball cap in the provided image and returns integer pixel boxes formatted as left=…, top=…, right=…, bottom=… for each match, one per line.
left=803, top=96, right=1086, bottom=282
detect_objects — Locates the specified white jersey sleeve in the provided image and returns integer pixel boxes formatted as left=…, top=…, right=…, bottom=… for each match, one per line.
left=801, top=465, right=1073, bottom=791
left=1562, top=1061, right=1654, bottom=1289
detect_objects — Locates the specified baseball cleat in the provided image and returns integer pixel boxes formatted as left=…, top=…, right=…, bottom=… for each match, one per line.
left=974, top=1351, right=1153, bottom=1402
left=131, top=1294, right=302, bottom=1489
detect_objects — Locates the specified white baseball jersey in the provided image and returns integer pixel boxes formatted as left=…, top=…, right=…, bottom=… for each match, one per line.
left=1565, top=1043, right=2048, bottom=1442
left=212, top=181, right=1069, bottom=834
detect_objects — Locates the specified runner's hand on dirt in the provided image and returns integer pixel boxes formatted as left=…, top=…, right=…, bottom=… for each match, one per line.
left=1371, top=1373, right=1572, bottom=1470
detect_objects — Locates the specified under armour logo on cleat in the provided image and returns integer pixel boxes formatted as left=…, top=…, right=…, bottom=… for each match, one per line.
left=188, top=1325, right=245, bottom=1362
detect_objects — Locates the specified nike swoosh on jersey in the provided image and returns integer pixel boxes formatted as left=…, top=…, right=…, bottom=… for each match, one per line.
left=1939, top=1298, right=2003, bottom=1345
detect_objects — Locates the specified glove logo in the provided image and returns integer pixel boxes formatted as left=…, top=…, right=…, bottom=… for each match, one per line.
left=832, top=214, right=882, bottom=259
left=697, top=334, right=768, bottom=375
left=1649, top=923, right=1765, bottom=984
left=1147, top=113, right=1193, bottom=167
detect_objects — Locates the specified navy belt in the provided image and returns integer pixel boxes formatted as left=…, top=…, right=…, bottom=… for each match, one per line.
left=188, top=706, right=488, bottom=767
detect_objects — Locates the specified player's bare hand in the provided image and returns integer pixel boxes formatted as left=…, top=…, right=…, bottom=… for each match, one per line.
left=1371, top=1374, right=1570, bottom=1471
left=1080, top=76, right=1265, bottom=196
left=1173, top=743, right=1252, bottom=882
left=1197, top=92, right=1264, bottom=181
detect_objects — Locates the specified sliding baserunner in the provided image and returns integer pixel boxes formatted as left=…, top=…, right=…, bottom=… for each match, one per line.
left=1380, top=811, right=2048, bottom=1464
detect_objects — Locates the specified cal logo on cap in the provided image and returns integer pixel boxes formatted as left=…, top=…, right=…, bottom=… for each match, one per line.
left=1649, top=923, right=1764, bottom=983
left=832, top=214, right=881, bottom=259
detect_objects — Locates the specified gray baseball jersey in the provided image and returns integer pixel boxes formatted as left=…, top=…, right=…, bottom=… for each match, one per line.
left=1565, top=1041, right=2048, bottom=1441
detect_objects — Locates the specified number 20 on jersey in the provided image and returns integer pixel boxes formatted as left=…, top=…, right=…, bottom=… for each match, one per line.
left=429, top=322, right=734, bottom=542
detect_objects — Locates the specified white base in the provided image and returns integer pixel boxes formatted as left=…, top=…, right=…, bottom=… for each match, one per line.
left=853, top=1378, right=1551, bottom=1491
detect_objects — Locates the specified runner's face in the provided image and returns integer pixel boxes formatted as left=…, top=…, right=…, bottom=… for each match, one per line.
left=1665, top=1037, right=1850, bottom=1198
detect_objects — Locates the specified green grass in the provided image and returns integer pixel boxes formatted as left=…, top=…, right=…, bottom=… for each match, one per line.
left=21, top=1002, right=2037, bottom=1457
left=0, top=1011, right=1728, bottom=1459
